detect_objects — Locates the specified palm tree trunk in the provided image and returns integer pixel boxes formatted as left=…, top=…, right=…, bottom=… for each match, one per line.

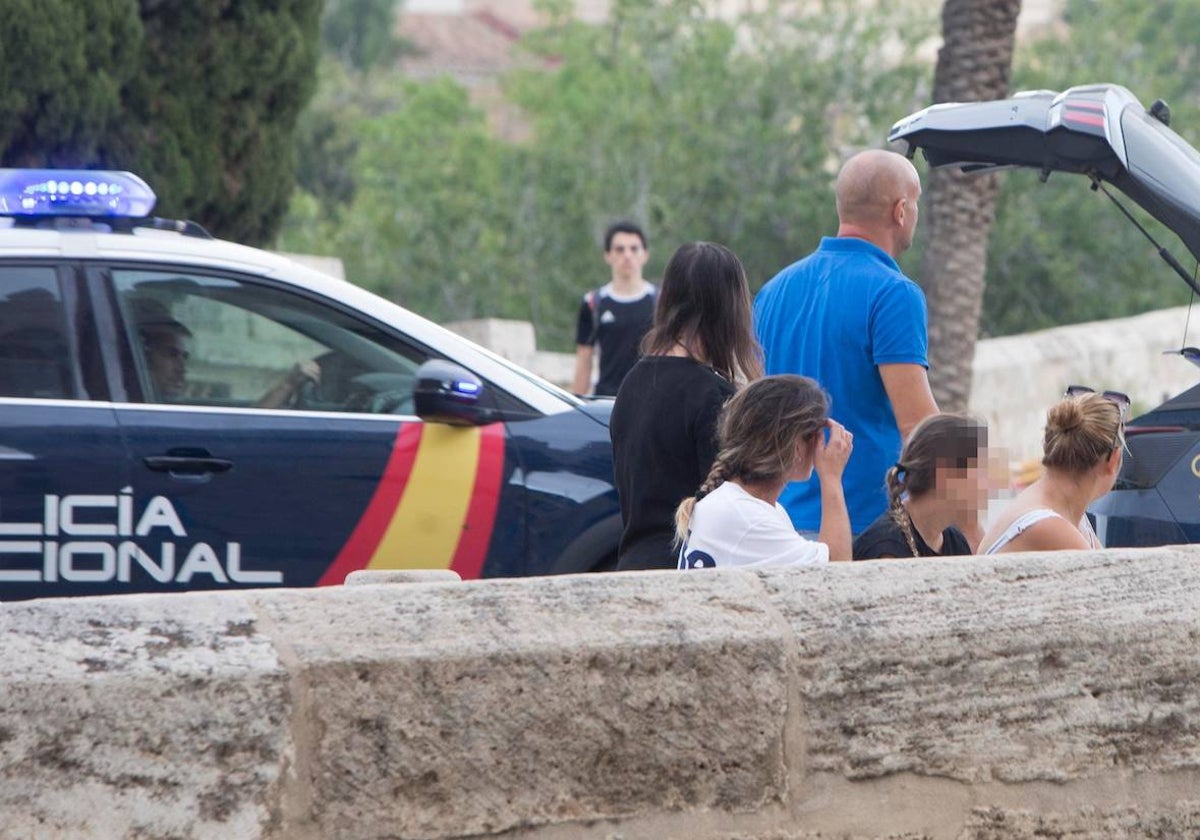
left=919, top=0, right=1022, bottom=411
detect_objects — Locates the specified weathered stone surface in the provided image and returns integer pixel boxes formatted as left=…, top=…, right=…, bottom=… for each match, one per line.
left=760, top=547, right=1200, bottom=785
left=725, top=833, right=931, bottom=839
left=9, top=547, right=1200, bottom=839
left=961, top=803, right=1200, bottom=838
left=344, top=569, right=463, bottom=586
left=251, top=571, right=788, bottom=839
left=0, top=591, right=290, bottom=839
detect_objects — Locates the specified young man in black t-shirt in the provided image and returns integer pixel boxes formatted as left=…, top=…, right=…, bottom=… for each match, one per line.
left=572, top=221, right=657, bottom=397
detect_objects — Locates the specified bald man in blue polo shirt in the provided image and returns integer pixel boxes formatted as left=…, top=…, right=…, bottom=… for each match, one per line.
left=754, top=149, right=939, bottom=535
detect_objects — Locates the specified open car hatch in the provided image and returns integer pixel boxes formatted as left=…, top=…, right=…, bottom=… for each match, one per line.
left=889, top=83, right=1200, bottom=274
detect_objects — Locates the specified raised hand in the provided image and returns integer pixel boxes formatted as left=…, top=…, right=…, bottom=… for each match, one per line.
left=813, top=418, right=853, bottom=481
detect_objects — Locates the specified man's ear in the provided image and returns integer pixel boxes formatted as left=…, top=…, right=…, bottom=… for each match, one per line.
left=893, top=197, right=907, bottom=227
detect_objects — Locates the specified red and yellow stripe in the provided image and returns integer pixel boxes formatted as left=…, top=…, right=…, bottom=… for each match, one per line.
left=318, top=422, right=506, bottom=584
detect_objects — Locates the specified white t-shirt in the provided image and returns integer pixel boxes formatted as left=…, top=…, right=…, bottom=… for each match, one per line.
left=678, top=481, right=829, bottom=569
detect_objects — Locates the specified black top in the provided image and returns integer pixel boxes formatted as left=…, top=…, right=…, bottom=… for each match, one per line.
left=575, top=285, right=657, bottom=397
left=852, top=511, right=972, bottom=560
left=610, top=356, right=735, bottom=570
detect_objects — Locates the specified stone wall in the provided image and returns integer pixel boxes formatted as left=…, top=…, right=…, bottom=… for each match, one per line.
left=5, top=547, right=1200, bottom=838
left=969, top=305, right=1200, bottom=462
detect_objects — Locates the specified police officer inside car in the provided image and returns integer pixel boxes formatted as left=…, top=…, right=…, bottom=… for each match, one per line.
left=134, top=297, right=320, bottom=409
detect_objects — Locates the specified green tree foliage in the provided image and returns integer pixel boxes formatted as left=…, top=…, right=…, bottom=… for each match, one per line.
left=0, top=0, right=321, bottom=246
left=291, top=59, right=413, bottom=217
left=296, top=2, right=411, bottom=210
left=282, top=0, right=933, bottom=349
left=321, top=0, right=403, bottom=73
left=308, top=77, right=524, bottom=319
left=0, top=1, right=141, bottom=167
left=120, top=0, right=323, bottom=245
left=982, top=0, right=1200, bottom=336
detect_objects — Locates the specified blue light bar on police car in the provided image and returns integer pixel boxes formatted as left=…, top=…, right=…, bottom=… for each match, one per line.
left=0, top=169, right=156, bottom=218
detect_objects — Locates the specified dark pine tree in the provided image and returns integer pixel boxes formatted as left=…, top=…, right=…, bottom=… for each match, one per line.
left=0, top=0, right=322, bottom=246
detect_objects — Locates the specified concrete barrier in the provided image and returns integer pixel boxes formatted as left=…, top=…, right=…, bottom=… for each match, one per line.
left=6, top=547, right=1200, bottom=838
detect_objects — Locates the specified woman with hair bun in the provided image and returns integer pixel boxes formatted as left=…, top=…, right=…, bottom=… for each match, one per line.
left=675, top=374, right=854, bottom=569
left=979, top=387, right=1127, bottom=554
left=853, top=413, right=990, bottom=560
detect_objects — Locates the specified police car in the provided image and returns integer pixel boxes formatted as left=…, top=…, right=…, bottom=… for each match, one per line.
left=0, top=169, right=620, bottom=600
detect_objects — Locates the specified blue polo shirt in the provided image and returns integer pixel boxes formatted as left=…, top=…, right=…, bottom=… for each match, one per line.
left=753, top=237, right=929, bottom=533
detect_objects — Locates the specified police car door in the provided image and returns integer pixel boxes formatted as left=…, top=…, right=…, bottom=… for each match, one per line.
left=0, top=264, right=133, bottom=600
left=101, top=266, right=500, bottom=594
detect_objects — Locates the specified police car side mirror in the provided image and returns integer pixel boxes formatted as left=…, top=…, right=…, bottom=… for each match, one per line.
left=413, top=360, right=495, bottom=427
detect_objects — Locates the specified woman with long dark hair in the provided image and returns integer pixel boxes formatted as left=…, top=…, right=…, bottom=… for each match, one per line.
left=610, top=241, right=763, bottom=570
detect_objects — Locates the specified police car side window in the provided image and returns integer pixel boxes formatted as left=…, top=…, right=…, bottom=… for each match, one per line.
left=110, top=270, right=428, bottom=413
left=0, top=268, right=74, bottom=400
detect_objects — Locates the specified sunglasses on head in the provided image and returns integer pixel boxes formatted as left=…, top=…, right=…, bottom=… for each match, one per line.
left=1064, top=385, right=1131, bottom=420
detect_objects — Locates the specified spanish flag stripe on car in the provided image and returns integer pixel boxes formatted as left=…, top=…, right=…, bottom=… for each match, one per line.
left=318, top=422, right=508, bottom=585
left=317, top=423, right=424, bottom=585
left=449, top=422, right=506, bottom=579
left=369, top=423, right=483, bottom=570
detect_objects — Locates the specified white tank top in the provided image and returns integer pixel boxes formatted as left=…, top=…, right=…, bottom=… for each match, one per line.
left=983, top=508, right=1100, bottom=554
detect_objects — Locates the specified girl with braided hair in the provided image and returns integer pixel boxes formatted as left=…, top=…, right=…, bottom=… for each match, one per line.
left=852, top=413, right=990, bottom=560
left=676, top=374, right=853, bottom=568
